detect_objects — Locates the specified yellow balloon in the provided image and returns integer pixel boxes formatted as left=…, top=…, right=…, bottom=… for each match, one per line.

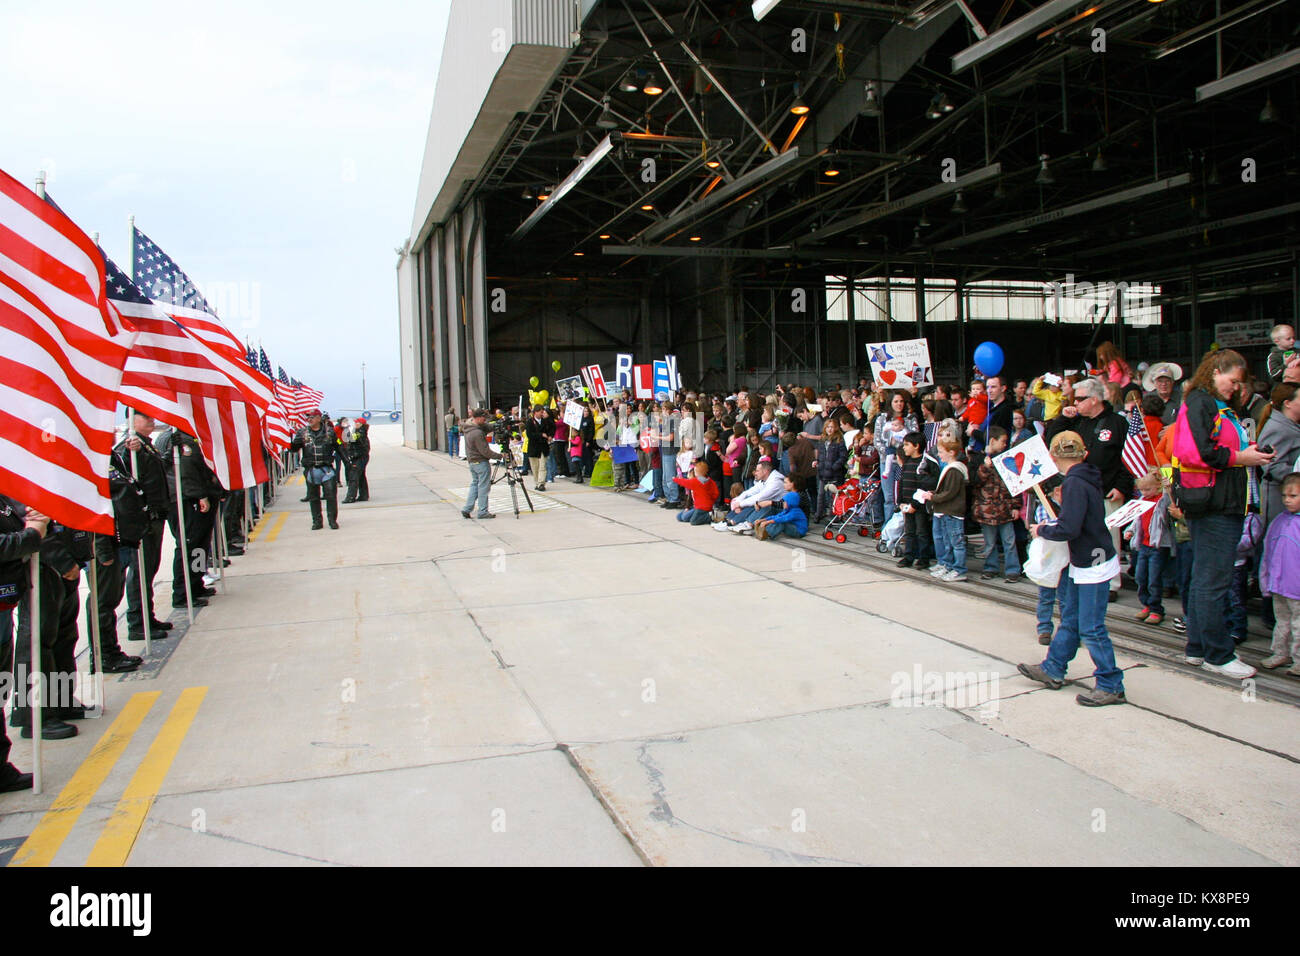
left=551, top=360, right=562, bottom=372
left=529, top=376, right=539, bottom=388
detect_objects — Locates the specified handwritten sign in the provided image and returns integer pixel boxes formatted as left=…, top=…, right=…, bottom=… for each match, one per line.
left=865, top=337, right=932, bottom=388
left=1105, top=497, right=1155, bottom=529
left=993, top=433, right=1059, bottom=496
left=563, top=400, right=584, bottom=429
left=555, top=375, right=585, bottom=404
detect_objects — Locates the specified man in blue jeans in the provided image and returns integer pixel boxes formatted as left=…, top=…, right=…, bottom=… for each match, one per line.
left=459, top=409, right=503, bottom=520
left=1018, top=432, right=1126, bottom=706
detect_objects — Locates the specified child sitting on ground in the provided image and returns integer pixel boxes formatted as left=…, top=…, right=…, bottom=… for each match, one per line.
left=1259, top=472, right=1300, bottom=675
left=755, top=476, right=808, bottom=541
left=1127, top=470, right=1173, bottom=625
left=672, top=459, right=720, bottom=526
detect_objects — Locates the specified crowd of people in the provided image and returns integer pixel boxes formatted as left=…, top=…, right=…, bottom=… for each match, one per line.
left=469, top=325, right=1300, bottom=706
left=0, top=408, right=369, bottom=793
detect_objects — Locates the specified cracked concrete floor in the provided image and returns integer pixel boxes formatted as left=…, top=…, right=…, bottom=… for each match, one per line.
left=3, top=426, right=1295, bottom=866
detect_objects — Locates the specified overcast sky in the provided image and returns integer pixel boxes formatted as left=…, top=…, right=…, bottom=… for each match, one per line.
left=1, top=0, right=449, bottom=413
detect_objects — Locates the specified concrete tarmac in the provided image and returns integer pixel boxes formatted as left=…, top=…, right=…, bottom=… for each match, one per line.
left=1, top=426, right=1294, bottom=866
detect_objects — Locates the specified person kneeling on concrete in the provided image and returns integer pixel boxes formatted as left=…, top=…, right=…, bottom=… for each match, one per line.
left=672, top=460, right=719, bottom=526
left=714, top=457, right=784, bottom=534
left=461, top=409, right=504, bottom=520
left=755, top=480, right=808, bottom=541
left=1017, top=430, right=1127, bottom=707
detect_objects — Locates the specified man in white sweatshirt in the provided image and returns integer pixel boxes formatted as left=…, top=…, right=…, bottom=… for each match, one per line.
left=712, top=458, right=786, bottom=534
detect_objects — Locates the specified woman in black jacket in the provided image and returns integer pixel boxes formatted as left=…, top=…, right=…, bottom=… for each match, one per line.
left=812, top=420, right=849, bottom=522
left=1177, top=349, right=1274, bottom=680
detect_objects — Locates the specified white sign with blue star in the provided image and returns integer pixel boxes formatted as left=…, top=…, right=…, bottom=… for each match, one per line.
left=865, top=337, right=932, bottom=388
left=993, top=433, right=1059, bottom=497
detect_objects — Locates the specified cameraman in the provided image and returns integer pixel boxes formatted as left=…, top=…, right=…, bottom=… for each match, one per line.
left=524, top=404, right=552, bottom=492
left=461, top=409, right=504, bottom=520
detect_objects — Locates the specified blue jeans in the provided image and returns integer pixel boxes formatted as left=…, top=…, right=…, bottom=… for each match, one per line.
left=981, top=522, right=1021, bottom=575
left=658, top=452, right=679, bottom=503
left=932, top=513, right=966, bottom=572
left=881, top=470, right=898, bottom=527
left=677, top=507, right=711, bottom=525
left=448, top=429, right=458, bottom=457
left=730, top=503, right=777, bottom=525
left=766, top=521, right=804, bottom=540
left=1134, top=544, right=1167, bottom=615
left=463, top=461, right=491, bottom=516
left=1036, top=585, right=1057, bottom=638
left=1186, top=513, right=1243, bottom=665
left=1043, top=573, right=1124, bottom=693
left=1226, top=563, right=1249, bottom=640
left=1176, top=539, right=1192, bottom=609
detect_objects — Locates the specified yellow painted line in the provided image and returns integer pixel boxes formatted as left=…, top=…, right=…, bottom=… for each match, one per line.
left=85, top=687, right=207, bottom=867
left=245, top=512, right=273, bottom=542
left=9, top=692, right=160, bottom=867
left=262, top=511, right=290, bottom=543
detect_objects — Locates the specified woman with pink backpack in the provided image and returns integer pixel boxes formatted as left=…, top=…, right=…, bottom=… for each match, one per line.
left=1170, top=349, right=1275, bottom=680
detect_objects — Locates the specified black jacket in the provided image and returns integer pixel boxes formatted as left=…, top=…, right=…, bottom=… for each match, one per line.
left=897, top=452, right=939, bottom=505
left=292, top=424, right=340, bottom=470
left=0, top=496, right=42, bottom=605
left=816, top=438, right=848, bottom=484
left=524, top=414, right=552, bottom=458
left=40, top=523, right=92, bottom=577
left=1036, top=462, right=1116, bottom=569
left=156, top=429, right=222, bottom=502
left=1074, top=403, right=1135, bottom=498
left=113, top=432, right=170, bottom=518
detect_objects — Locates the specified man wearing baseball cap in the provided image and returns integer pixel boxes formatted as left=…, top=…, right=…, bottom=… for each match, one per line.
left=461, top=408, right=504, bottom=520
left=1018, top=430, right=1126, bottom=707
left=1141, top=361, right=1183, bottom=427
left=290, top=409, right=340, bottom=530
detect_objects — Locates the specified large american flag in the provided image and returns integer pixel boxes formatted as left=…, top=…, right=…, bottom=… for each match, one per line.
left=130, top=227, right=275, bottom=488
left=1121, top=404, right=1156, bottom=479
left=0, top=173, right=133, bottom=533
left=110, top=254, right=269, bottom=489
left=276, top=365, right=306, bottom=427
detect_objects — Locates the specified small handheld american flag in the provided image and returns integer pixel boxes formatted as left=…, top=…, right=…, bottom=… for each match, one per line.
left=1121, top=405, right=1156, bottom=478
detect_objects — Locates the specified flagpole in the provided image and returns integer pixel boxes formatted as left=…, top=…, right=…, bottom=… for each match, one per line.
left=214, top=501, right=227, bottom=593
left=173, top=447, right=195, bottom=626
left=87, top=549, right=104, bottom=718
left=28, top=554, right=42, bottom=795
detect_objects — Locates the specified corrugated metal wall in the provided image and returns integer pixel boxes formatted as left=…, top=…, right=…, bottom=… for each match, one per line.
left=512, top=0, right=579, bottom=47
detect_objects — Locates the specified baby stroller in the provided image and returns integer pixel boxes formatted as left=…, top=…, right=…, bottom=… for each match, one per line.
left=875, top=508, right=906, bottom=556
left=823, top=470, right=881, bottom=543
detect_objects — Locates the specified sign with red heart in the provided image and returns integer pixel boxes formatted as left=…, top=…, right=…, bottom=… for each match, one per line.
left=879, top=369, right=897, bottom=386
left=865, top=337, right=933, bottom=388
left=992, top=433, right=1059, bottom=496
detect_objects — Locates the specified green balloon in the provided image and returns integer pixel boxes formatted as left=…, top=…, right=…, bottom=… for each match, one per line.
left=529, top=376, right=539, bottom=388
left=551, top=360, right=562, bottom=372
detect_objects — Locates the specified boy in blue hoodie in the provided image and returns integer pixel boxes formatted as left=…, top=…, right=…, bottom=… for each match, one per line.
left=755, top=477, right=808, bottom=541
left=1017, top=431, right=1127, bottom=707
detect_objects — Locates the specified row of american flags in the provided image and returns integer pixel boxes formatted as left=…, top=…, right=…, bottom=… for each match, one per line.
left=0, top=166, right=323, bottom=535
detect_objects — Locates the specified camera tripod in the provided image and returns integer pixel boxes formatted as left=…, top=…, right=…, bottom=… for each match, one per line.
left=490, top=443, right=534, bottom=518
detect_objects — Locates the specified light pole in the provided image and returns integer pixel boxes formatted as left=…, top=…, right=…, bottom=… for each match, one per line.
left=390, top=377, right=398, bottom=411
left=361, top=362, right=367, bottom=409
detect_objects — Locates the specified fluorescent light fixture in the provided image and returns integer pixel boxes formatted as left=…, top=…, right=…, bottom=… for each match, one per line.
left=1196, top=48, right=1300, bottom=101
left=511, top=135, right=616, bottom=240
left=752, top=0, right=784, bottom=21
left=952, top=0, right=1079, bottom=72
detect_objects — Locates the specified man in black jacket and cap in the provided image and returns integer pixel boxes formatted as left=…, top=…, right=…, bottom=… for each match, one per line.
left=291, top=408, right=340, bottom=529
left=156, top=427, right=221, bottom=607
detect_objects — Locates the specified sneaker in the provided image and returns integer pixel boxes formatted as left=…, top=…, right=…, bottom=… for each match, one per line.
left=897, top=558, right=914, bottom=568
left=536, top=484, right=546, bottom=492
left=1201, top=658, right=1256, bottom=679
left=1259, top=654, right=1292, bottom=669
left=647, top=496, right=659, bottom=504
left=1037, top=631, right=1053, bottom=646
left=1005, top=573, right=1022, bottom=584
left=1184, top=655, right=1205, bottom=666
left=711, top=521, right=730, bottom=531
left=732, top=521, right=753, bottom=534
left=980, top=571, right=997, bottom=580
left=477, top=513, right=496, bottom=520
left=929, top=565, right=947, bottom=576
left=1017, top=662, right=1063, bottom=689
left=1107, top=591, right=1118, bottom=603
left=1136, top=607, right=1151, bottom=621
left=915, top=561, right=932, bottom=571
left=1146, top=613, right=1163, bottom=625
left=1287, top=663, right=1300, bottom=678
left=1076, top=688, right=1127, bottom=707
left=1172, top=617, right=1187, bottom=633
left=947, top=572, right=968, bottom=582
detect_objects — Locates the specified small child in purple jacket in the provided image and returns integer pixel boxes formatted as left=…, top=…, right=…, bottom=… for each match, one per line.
left=1259, top=473, right=1300, bottom=676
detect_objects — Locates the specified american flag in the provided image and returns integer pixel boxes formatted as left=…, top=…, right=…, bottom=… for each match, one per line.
left=275, top=364, right=306, bottom=427
left=130, top=227, right=276, bottom=488
left=257, top=347, right=292, bottom=451
left=1121, top=404, right=1156, bottom=479
left=0, top=172, right=132, bottom=534
left=110, top=254, right=270, bottom=489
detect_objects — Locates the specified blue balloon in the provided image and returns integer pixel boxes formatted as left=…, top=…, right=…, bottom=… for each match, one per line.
left=973, top=341, right=1004, bottom=378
